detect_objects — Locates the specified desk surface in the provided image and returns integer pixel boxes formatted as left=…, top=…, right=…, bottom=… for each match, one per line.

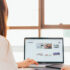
left=18, top=68, right=60, bottom=70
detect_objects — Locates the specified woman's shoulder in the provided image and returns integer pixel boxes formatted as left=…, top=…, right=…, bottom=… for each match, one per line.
left=0, top=35, right=6, bottom=39
left=0, top=35, right=8, bottom=41
left=0, top=35, right=9, bottom=47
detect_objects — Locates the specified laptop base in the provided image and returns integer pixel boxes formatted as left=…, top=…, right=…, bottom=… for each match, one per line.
left=28, top=63, right=63, bottom=68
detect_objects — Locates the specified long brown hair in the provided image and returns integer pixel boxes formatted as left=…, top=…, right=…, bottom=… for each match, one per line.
left=0, top=0, right=8, bottom=37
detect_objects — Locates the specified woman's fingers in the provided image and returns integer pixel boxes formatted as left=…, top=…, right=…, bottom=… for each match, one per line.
left=25, top=58, right=31, bottom=62
left=61, top=65, right=70, bottom=70
left=30, top=59, right=38, bottom=65
left=22, top=58, right=38, bottom=68
left=25, top=58, right=38, bottom=65
left=61, top=67, right=64, bottom=70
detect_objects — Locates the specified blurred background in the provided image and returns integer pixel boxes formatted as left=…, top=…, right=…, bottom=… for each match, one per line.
left=6, top=0, right=70, bottom=64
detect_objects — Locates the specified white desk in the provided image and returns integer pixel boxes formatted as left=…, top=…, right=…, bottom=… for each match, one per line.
left=18, top=68, right=60, bottom=70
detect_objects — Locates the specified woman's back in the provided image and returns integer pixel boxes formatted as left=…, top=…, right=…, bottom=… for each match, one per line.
left=0, top=35, right=17, bottom=70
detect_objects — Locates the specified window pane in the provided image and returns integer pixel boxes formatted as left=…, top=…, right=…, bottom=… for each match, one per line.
left=7, top=29, right=38, bottom=62
left=41, top=29, right=63, bottom=37
left=45, top=0, right=70, bottom=25
left=7, top=30, right=38, bottom=46
left=41, top=29, right=70, bottom=51
left=6, top=0, right=38, bottom=26
left=63, top=30, right=70, bottom=47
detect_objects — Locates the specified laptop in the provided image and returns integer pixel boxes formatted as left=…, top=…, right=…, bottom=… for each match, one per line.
left=24, top=38, right=64, bottom=68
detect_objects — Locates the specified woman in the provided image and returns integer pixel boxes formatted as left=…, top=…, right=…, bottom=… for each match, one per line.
left=0, top=0, right=38, bottom=69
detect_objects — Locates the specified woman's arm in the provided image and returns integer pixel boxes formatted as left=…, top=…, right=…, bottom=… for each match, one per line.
left=61, top=65, right=70, bottom=70
left=17, top=58, right=38, bottom=68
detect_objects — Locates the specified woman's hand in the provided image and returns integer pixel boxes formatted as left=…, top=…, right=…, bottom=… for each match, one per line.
left=61, top=65, right=70, bottom=70
left=17, top=58, right=38, bottom=68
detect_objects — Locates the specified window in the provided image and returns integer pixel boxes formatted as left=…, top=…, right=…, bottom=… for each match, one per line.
left=6, top=0, right=70, bottom=62
left=41, top=29, right=63, bottom=37
left=6, top=0, right=39, bottom=62
left=44, top=0, right=70, bottom=25
left=7, top=0, right=39, bottom=26
left=7, top=30, right=38, bottom=46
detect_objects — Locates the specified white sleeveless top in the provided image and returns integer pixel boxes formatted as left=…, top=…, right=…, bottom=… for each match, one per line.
left=0, top=35, right=18, bottom=70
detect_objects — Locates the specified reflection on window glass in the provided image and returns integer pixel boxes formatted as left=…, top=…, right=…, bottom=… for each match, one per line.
left=45, top=0, right=70, bottom=25
left=6, top=0, right=38, bottom=26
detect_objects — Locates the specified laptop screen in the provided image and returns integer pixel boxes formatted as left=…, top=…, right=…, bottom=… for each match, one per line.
left=24, top=38, right=64, bottom=63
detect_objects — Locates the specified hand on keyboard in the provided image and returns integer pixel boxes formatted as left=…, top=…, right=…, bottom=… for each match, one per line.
left=17, top=58, right=38, bottom=68
left=61, top=65, right=70, bottom=70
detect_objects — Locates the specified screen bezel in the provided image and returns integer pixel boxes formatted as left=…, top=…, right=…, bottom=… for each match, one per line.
left=24, top=37, right=64, bottom=63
